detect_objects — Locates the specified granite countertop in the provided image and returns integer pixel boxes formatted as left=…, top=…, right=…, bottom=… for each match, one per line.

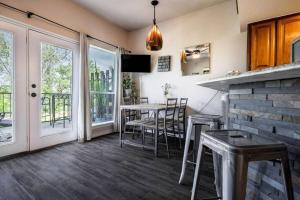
left=196, top=63, right=300, bottom=91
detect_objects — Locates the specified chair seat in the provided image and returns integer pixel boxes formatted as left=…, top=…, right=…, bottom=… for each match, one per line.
left=142, top=120, right=173, bottom=130
left=126, top=118, right=155, bottom=126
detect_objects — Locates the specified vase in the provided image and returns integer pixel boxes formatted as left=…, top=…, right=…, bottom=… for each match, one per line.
left=125, top=89, right=132, bottom=97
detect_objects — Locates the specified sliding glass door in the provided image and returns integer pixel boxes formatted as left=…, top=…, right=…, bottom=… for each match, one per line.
left=88, top=45, right=117, bottom=126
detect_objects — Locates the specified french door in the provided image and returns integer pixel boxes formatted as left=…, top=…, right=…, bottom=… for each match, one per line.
left=0, top=20, right=79, bottom=157
left=0, top=20, right=28, bottom=157
left=28, top=30, right=79, bottom=151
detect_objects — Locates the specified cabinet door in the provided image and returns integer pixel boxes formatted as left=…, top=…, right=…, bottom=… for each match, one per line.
left=249, top=21, right=276, bottom=71
left=277, top=14, right=300, bottom=65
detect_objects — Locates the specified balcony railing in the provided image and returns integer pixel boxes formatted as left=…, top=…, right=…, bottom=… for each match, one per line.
left=0, top=92, right=115, bottom=128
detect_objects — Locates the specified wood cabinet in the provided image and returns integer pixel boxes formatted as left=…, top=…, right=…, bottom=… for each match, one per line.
left=248, top=21, right=276, bottom=71
left=277, top=15, right=300, bottom=65
left=248, top=13, right=300, bottom=71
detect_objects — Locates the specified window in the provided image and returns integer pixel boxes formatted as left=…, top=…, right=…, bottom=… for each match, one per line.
left=40, top=43, right=73, bottom=135
left=89, top=45, right=116, bottom=126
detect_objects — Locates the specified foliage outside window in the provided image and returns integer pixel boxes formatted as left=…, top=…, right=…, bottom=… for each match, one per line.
left=89, top=46, right=116, bottom=125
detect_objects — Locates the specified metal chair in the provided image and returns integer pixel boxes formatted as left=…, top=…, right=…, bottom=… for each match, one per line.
left=123, top=97, right=138, bottom=138
left=174, top=98, right=188, bottom=149
left=142, top=98, right=177, bottom=158
left=124, top=97, right=150, bottom=140
left=137, top=97, right=150, bottom=119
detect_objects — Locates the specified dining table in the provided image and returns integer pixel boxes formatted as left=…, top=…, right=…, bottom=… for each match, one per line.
left=119, top=103, right=170, bottom=157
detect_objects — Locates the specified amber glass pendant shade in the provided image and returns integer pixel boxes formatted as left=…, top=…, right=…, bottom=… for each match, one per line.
left=146, top=24, right=163, bottom=51
left=146, top=0, right=163, bottom=51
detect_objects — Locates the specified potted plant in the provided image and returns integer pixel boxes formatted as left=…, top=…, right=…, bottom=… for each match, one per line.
left=123, top=75, right=132, bottom=97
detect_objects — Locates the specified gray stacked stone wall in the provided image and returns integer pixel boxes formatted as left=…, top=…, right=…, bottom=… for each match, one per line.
left=229, top=78, right=300, bottom=199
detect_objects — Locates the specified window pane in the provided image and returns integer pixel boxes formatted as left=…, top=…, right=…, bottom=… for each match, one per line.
left=0, top=30, right=13, bottom=145
left=41, top=43, right=73, bottom=136
left=89, top=46, right=115, bottom=125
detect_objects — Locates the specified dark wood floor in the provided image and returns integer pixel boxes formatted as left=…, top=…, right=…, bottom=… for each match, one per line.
left=0, top=134, right=216, bottom=200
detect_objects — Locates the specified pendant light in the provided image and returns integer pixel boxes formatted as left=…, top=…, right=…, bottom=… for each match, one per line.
left=146, top=0, right=163, bottom=51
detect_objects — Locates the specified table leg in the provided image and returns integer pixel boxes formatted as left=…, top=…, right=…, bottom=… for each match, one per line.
left=154, top=110, right=158, bottom=157
left=193, top=124, right=201, bottom=163
left=119, top=109, right=123, bottom=147
left=281, top=152, right=294, bottom=200
left=191, top=139, right=205, bottom=200
left=179, top=116, right=193, bottom=184
left=222, top=153, right=248, bottom=200
left=210, top=121, right=222, bottom=197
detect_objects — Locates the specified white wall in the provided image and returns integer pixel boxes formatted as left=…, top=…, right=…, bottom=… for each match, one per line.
left=0, top=0, right=128, bottom=47
left=128, top=0, right=247, bottom=115
left=238, top=0, right=300, bottom=31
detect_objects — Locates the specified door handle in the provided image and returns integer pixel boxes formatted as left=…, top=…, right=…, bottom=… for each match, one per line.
left=31, top=93, right=37, bottom=97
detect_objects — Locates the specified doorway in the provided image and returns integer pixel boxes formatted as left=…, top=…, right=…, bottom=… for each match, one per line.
left=0, top=20, right=79, bottom=156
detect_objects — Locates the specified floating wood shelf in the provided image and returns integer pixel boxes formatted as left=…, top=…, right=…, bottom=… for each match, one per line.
left=196, top=63, right=300, bottom=91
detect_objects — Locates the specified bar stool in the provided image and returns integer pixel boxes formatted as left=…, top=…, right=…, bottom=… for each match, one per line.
left=191, top=130, right=294, bottom=200
left=179, top=114, right=221, bottom=179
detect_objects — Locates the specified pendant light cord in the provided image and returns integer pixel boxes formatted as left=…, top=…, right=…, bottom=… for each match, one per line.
left=153, top=4, right=156, bottom=25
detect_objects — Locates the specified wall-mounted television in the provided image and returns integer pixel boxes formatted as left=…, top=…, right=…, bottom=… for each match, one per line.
left=121, top=54, right=151, bottom=73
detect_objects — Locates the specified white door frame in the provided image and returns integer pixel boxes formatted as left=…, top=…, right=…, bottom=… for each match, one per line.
left=28, top=29, right=79, bottom=151
left=0, top=17, right=80, bottom=156
left=0, top=20, right=28, bottom=157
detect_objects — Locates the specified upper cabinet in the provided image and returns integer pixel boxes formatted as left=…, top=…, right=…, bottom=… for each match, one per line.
left=248, top=13, right=300, bottom=71
left=248, top=21, right=276, bottom=71
left=277, top=15, right=300, bottom=65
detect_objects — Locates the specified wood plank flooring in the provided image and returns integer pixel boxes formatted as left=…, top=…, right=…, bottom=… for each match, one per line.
left=0, top=134, right=216, bottom=200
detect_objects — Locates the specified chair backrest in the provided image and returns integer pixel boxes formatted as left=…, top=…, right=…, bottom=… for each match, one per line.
left=138, top=97, right=149, bottom=118
left=164, top=98, right=177, bottom=127
left=138, top=97, right=149, bottom=104
left=123, top=97, right=137, bottom=121
left=123, top=97, right=133, bottom=105
left=178, top=98, right=188, bottom=122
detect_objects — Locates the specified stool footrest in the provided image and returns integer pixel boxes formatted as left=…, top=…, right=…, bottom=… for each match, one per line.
left=186, top=160, right=196, bottom=165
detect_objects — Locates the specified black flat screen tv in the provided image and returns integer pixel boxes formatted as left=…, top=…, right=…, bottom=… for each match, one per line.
left=121, top=54, right=151, bottom=73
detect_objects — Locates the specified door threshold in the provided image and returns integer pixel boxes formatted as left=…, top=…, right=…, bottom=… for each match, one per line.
left=0, top=139, right=77, bottom=162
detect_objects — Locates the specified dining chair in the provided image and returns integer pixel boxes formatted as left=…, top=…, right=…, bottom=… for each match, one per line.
left=124, top=97, right=150, bottom=141
left=142, top=98, right=177, bottom=158
left=123, top=97, right=138, bottom=139
left=137, top=97, right=149, bottom=119
left=174, top=98, right=188, bottom=149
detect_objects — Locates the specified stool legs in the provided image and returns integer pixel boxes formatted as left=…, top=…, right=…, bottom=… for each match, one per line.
left=179, top=116, right=193, bottom=184
left=213, top=152, right=222, bottom=197
left=191, top=142, right=206, bottom=200
left=281, top=152, right=294, bottom=200
left=222, top=154, right=248, bottom=200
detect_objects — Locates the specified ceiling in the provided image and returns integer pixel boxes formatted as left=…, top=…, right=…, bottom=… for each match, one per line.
left=73, top=0, right=228, bottom=31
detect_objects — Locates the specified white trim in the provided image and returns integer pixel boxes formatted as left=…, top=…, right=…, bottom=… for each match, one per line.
left=0, top=15, right=79, bottom=45
left=92, top=121, right=114, bottom=128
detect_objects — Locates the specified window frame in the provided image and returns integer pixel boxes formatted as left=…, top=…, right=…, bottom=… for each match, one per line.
left=88, top=44, right=117, bottom=127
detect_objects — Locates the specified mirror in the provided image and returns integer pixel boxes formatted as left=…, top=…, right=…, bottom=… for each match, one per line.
left=181, top=43, right=211, bottom=76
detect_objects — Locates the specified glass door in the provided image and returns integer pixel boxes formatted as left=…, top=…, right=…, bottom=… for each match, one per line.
left=0, top=20, right=28, bottom=157
left=29, top=30, right=79, bottom=150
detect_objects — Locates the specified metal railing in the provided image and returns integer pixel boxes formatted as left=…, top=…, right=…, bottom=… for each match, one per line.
left=0, top=92, right=115, bottom=127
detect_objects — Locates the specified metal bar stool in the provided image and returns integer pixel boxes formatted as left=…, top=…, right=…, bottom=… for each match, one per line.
left=191, top=130, right=294, bottom=200
left=179, top=114, right=222, bottom=186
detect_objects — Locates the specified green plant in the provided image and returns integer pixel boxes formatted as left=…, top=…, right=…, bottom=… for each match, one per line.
left=122, top=75, right=132, bottom=89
